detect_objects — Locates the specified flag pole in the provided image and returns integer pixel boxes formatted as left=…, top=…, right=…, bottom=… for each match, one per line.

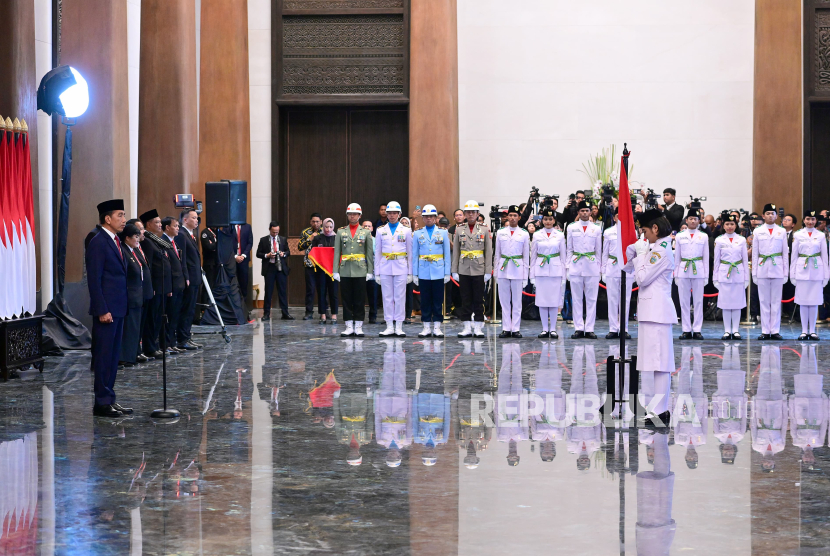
left=619, top=145, right=629, bottom=384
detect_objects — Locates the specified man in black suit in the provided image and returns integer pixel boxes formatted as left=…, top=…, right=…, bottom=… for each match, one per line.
left=86, top=199, right=131, bottom=418
left=118, top=223, right=145, bottom=368
left=162, top=216, right=188, bottom=354
left=175, top=209, right=203, bottom=351
left=782, top=213, right=798, bottom=319
left=140, top=209, right=171, bottom=359
left=233, top=223, right=254, bottom=301
left=127, top=219, right=154, bottom=363
left=660, top=188, right=685, bottom=232
left=256, top=221, right=291, bottom=320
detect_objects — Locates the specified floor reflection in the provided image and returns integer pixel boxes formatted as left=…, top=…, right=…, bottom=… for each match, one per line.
left=1, top=320, right=830, bottom=554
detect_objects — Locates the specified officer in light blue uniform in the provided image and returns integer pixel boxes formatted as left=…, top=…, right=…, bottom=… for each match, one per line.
left=412, top=204, right=452, bottom=337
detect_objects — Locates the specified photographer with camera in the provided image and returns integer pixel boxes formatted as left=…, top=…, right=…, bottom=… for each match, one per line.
left=658, top=188, right=684, bottom=232
left=562, top=190, right=587, bottom=225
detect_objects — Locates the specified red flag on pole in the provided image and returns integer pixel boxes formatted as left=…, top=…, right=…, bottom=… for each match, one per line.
left=616, top=147, right=637, bottom=264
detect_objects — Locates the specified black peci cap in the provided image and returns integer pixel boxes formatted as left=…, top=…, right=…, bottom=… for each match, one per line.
left=724, top=214, right=739, bottom=223
left=507, top=205, right=521, bottom=215
left=804, top=209, right=817, bottom=218
left=577, top=200, right=591, bottom=211
left=97, top=199, right=124, bottom=215
left=763, top=203, right=777, bottom=213
left=636, top=208, right=663, bottom=228
left=540, top=208, right=556, bottom=218
left=687, top=208, right=701, bottom=219
left=139, top=209, right=159, bottom=223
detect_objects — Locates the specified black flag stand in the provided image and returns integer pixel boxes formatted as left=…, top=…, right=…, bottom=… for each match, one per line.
left=151, top=250, right=180, bottom=421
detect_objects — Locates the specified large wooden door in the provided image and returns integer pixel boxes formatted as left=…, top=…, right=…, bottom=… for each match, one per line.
left=279, top=106, right=409, bottom=305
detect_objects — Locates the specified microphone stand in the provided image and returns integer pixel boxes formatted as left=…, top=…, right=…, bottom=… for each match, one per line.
left=152, top=238, right=180, bottom=421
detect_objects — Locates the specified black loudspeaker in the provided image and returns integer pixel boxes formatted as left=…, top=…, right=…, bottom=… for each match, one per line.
left=228, top=180, right=248, bottom=225
left=205, top=181, right=230, bottom=228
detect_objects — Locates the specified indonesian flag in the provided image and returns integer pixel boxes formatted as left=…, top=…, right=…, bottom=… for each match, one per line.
left=308, top=246, right=334, bottom=277
left=0, top=130, right=9, bottom=318
left=617, top=152, right=638, bottom=264
left=19, top=132, right=36, bottom=315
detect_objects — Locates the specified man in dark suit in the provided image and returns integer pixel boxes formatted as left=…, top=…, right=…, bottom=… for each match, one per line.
left=175, top=209, right=203, bottom=351
left=162, top=216, right=188, bottom=354
left=782, top=213, right=797, bottom=319
left=118, top=223, right=145, bottom=368
left=233, top=223, right=254, bottom=301
left=127, top=218, right=154, bottom=363
left=140, top=210, right=171, bottom=358
left=660, top=188, right=685, bottom=232
left=86, top=199, right=131, bottom=418
left=256, top=221, right=291, bottom=320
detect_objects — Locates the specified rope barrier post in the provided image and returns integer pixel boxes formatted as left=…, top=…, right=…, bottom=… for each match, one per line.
left=740, top=272, right=754, bottom=326
left=487, top=274, right=501, bottom=325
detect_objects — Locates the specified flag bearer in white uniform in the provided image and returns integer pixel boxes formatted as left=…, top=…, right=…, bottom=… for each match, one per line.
left=752, top=203, right=789, bottom=340
left=530, top=208, right=566, bottom=338
left=790, top=210, right=830, bottom=341
left=623, top=209, right=677, bottom=430
left=674, top=208, right=709, bottom=340
left=493, top=205, right=530, bottom=338
left=713, top=215, right=749, bottom=340
left=602, top=210, right=634, bottom=340
left=373, top=201, right=412, bottom=337
left=566, top=200, right=603, bottom=339
left=451, top=200, right=493, bottom=338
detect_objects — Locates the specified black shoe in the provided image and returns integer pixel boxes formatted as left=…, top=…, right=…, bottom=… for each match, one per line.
left=692, top=332, right=703, bottom=340
left=721, top=333, right=732, bottom=341
left=757, top=334, right=769, bottom=341
left=512, top=331, right=523, bottom=338
left=368, top=318, right=378, bottom=324
left=136, top=354, right=150, bottom=363
left=538, top=331, right=550, bottom=338
left=303, top=312, right=314, bottom=320
left=768, top=333, right=784, bottom=341
left=679, top=332, right=692, bottom=340
left=93, top=404, right=123, bottom=418
left=499, top=331, right=512, bottom=338
left=177, top=343, right=198, bottom=351
left=810, top=333, right=820, bottom=341
left=117, top=364, right=125, bottom=370
left=584, top=332, right=597, bottom=339
left=166, top=347, right=180, bottom=355
left=149, top=350, right=164, bottom=358
left=261, top=314, right=270, bottom=322
left=186, top=341, right=203, bottom=349
left=572, top=331, right=585, bottom=339
left=282, top=313, right=295, bottom=320
left=732, top=332, right=742, bottom=340
left=798, top=333, right=809, bottom=341
left=112, top=402, right=133, bottom=415
left=624, top=332, right=631, bottom=339
left=119, top=361, right=135, bottom=368
left=320, top=317, right=327, bottom=324
left=645, top=411, right=672, bottom=433
left=606, top=332, right=620, bottom=340
left=550, top=331, right=559, bottom=339
left=404, top=319, right=413, bottom=325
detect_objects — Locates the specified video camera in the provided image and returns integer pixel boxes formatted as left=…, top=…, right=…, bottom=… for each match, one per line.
left=686, top=195, right=707, bottom=210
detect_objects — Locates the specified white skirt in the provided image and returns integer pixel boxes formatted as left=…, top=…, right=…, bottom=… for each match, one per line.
left=716, top=282, right=747, bottom=310
left=534, top=276, right=562, bottom=308
left=795, top=280, right=824, bottom=306
left=637, top=322, right=675, bottom=374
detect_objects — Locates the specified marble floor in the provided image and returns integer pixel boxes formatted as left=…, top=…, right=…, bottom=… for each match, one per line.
left=2, top=313, right=830, bottom=555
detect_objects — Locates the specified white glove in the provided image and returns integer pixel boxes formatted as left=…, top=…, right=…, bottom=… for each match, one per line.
left=822, top=279, right=828, bottom=288
left=601, top=274, right=607, bottom=283
left=366, top=273, right=373, bottom=281
left=452, top=273, right=460, bottom=282
left=530, top=278, right=536, bottom=287
left=483, top=274, right=491, bottom=283
left=635, top=240, right=649, bottom=258
left=407, top=274, right=413, bottom=284
left=625, top=245, right=637, bottom=262
left=713, top=281, right=720, bottom=290
left=443, top=275, right=451, bottom=284
left=333, top=273, right=341, bottom=282
left=561, top=277, right=567, bottom=288
left=413, top=276, right=419, bottom=286
left=744, top=281, right=750, bottom=289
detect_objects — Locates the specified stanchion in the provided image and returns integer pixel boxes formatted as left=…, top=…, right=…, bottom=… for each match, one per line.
left=151, top=260, right=180, bottom=422
left=740, top=273, right=755, bottom=326
left=487, top=276, right=501, bottom=325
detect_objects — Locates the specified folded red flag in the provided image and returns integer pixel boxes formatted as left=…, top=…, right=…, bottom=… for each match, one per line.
left=308, top=246, right=334, bottom=277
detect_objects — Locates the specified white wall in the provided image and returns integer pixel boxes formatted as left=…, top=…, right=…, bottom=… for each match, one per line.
left=248, top=0, right=271, bottom=297
left=458, top=0, right=755, bottom=219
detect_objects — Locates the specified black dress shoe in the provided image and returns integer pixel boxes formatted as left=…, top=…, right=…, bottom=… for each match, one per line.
left=679, top=332, right=692, bottom=340
left=166, top=347, right=180, bottom=355
left=732, top=332, right=742, bottom=340
left=798, top=333, right=809, bottom=341
left=303, top=313, right=314, bottom=320
left=768, top=333, right=784, bottom=341
left=177, top=343, right=198, bottom=351
left=93, top=404, right=123, bottom=418
left=136, top=354, right=150, bottom=363
left=757, top=334, right=769, bottom=341
left=721, top=333, right=732, bottom=341
left=538, top=331, right=550, bottom=338
left=606, top=332, right=620, bottom=340
left=119, top=361, right=135, bottom=368
left=282, top=313, right=295, bottom=320
left=512, top=331, right=523, bottom=338
left=550, top=331, right=559, bottom=339
left=404, top=319, right=413, bottom=325
left=117, top=364, right=125, bottom=370
left=624, top=332, right=631, bottom=339
left=584, top=332, right=597, bottom=339
left=112, top=402, right=133, bottom=415
left=692, top=332, right=704, bottom=340
left=810, top=333, right=820, bottom=341
left=572, top=330, right=585, bottom=339
left=499, top=330, right=512, bottom=338
left=261, top=314, right=271, bottom=321
left=148, top=350, right=163, bottom=358
left=368, top=318, right=378, bottom=324
left=186, top=341, right=203, bottom=349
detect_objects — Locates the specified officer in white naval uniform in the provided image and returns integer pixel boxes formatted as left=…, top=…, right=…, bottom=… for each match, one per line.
left=751, top=203, right=789, bottom=340
left=566, top=200, right=603, bottom=339
left=601, top=210, right=634, bottom=340
left=674, top=208, right=709, bottom=340
left=373, top=201, right=413, bottom=337
left=493, top=205, right=530, bottom=338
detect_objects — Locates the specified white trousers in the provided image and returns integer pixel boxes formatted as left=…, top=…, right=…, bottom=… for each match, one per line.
left=677, top=278, right=705, bottom=333
left=606, top=276, right=632, bottom=333
left=498, top=278, right=524, bottom=332
left=570, top=275, right=600, bottom=332
left=756, top=277, right=784, bottom=334
left=380, top=274, right=407, bottom=323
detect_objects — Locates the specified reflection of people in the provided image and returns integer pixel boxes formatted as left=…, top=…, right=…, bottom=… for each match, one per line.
left=374, top=340, right=413, bottom=460
left=451, top=339, right=493, bottom=464
left=751, top=346, right=787, bottom=472
left=412, top=388, right=451, bottom=466
left=711, top=345, right=747, bottom=465
left=496, top=343, right=528, bottom=466
left=566, top=345, right=604, bottom=470
left=531, top=342, right=566, bottom=460
left=334, top=380, right=374, bottom=462
left=672, top=346, right=707, bottom=469
left=308, top=371, right=341, bottom=428
left=789, top=344, right=828, bottom=467
left=636, top=431, right=676, bottom=555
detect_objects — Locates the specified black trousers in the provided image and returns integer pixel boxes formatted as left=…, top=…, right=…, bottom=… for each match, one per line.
left=138, top=300, right=149, bottom=356
left=420, top=278, right=445, bottom=322
left=166, top=290, right=184, bottom=349
left=143, top=293, right=164, bottom=354
left=120, top=305, right=142, bottom=363
left=93, top=317, right=124, bottom=406
left=459, top=274, right=485, bottom=322
left=177, top=282, right=200, bottom=345
left=451, top=280, right=462, bottom=315
left=237, top=261, right=249, bottom=300
left=304, top=266, right=317, bottom=314
left=366, top=279, right=378, bottom=320
left=340, top=276, right=367, bottom=321
left=264, top=267, right=289, bottom=316
left=316, top=271, right=339, bottom=316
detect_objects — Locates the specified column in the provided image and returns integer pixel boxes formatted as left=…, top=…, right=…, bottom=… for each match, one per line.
left=34, top=0, right=52, bottom=307
left=409, top=0, right=460, bottom=215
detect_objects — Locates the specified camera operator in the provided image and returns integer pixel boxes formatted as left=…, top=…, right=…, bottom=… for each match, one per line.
left=658, top=188, right=684, bottom=232
left=562, top=190, right=587, bottom=224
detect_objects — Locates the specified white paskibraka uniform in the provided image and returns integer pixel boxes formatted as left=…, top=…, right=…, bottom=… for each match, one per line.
left=566, top=222, right=602, bottom=333
left=673, top=228, right=709, bottom=334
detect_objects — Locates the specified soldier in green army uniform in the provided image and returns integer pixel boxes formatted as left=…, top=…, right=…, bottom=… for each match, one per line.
left=333, top=203, right=375, bottom=337
left=334, top=384, right=375, bottom=466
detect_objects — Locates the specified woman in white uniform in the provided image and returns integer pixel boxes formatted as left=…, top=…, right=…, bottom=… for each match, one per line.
left=623, top=209, right=677, bottom=429
left=713, top=214, right=749, bottom=340
left=529, top=208, right=566, bottom=338
left=790, top=210, right=830, bottom=340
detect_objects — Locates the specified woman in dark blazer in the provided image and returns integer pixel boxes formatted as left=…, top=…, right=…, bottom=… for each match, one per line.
left=312, top=218, right=339, bottom=324
left=119, top=223, right=146, bottom=367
